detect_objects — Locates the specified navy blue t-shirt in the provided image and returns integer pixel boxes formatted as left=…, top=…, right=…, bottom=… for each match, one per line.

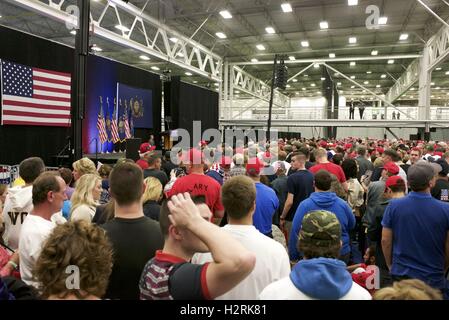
left=286, top=170, right=314, bottom=221
left=253, top=182, right=279, bottom=235
left=382, top=192, right=449, bottom=290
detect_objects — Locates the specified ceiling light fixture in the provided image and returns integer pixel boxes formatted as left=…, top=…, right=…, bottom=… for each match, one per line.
left=378, top=17, right=388, bottom=25
left=281, top=3, right=293, bottom=12
left=320, top=21, right=329, bottom=29
left=216, top=32, right=227, bottom=39
left=219, top=10, right=232, bottom=19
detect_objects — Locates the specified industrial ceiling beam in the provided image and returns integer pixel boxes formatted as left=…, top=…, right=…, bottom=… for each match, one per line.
left=232, top=54, right=422, bottom=65
left=8, top=0, right=223, bottom=81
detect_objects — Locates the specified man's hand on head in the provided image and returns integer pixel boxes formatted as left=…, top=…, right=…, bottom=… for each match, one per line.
left=167, top=193, right=203, bottom=229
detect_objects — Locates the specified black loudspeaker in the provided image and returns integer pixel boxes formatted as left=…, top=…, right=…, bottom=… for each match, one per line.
left=164, top=76, right=180, bottom=130
left=275, top=59, right=288, bottom=90
left=410, top=134, right=419, bottom=141
left=125, top=138, right=141, bottom=161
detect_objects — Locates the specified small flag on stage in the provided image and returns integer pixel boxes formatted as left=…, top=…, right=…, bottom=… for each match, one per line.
left=124, top=108, right=131, bottom=139
left=97, top=98, right=107, bottom=144
left=110, top=99, right=120, bottom=143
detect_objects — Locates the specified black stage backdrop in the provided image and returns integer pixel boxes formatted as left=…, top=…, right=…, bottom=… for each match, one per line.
left=167, top=76, right=219, bottom=146
left=0, top=26, right=161, bottom=166
left=0, top=26, right=73, bottom=165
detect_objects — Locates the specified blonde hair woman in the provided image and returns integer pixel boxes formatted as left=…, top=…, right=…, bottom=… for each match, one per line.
left=70, top=174, right=102, bottom=223
left=142, top=177, right=162, bottom=221
left=72, top=157, right=97, bottom=182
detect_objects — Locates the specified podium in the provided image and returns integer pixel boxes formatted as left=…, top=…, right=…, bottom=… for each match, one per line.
left=125, top=138, right=141, bottom=161
left=161, top=131, right=174, bottom=151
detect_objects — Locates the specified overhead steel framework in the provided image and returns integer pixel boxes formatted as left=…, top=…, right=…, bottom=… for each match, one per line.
left=230, top=65, right=289, bottom=108
left=8, top=0, right=449, bottom=131
left=232, top=54, right=422, bottom=66
left=386, top=20, right=449, bottom=104
left=8, top=0, right=223, bottom=81
left=220, top=119, right=449, bottom=129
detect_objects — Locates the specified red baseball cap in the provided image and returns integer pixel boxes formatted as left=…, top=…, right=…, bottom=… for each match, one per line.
left=344, top=143, right=352, bottom=150
left=376, top=147, right=384, bottom=154
left=181, top=148, right=204, bottom=164
left=246, top=157, right=263, bottom=175
left=385, top=175, right=405, bottom=191
left=220, top=156, right=232, bottom=167
left=382, top=162, right=399, bottom=175
left=139, top=143, right=156, bottom=154
left=319, top=140, right=328, bottom=148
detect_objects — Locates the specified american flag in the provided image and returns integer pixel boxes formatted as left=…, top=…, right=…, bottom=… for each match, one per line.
left=1, top=60, right=71, bottom=127
left=97, top=102, right=107, bottom=144
left=110, top=101, right=120, bottom=143
left=123, top=108, right=131, bottom=139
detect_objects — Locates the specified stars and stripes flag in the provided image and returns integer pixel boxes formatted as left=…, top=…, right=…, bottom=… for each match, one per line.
left=1, top=60, right=71, bottom=127
left=110, top=100, right=120, bottom=143
left=97, top=101, right=107, bottom=144
left=123, top=108, right=131, bottom=139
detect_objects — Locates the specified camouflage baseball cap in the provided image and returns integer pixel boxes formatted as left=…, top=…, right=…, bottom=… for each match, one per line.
left=299, top=210, right=341, bottom=247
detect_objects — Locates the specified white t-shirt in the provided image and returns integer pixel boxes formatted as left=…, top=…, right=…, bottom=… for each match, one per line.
left=192, top=224, right=291, bottom=300
left=2, top=186, right=33, bottom=250
left=259, top=277, right=372, bottom=300
left=19, top=214, right=56, bottom=287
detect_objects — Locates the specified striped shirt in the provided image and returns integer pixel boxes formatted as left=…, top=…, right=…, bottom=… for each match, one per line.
left=139, top=250, right=211, bottom=300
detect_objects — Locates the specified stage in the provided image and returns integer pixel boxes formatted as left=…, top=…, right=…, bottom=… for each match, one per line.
left=83, top=152, right=126, bottom=164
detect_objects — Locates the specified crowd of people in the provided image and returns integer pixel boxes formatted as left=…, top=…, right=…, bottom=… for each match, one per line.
left=1, top=135, right=449, bottom=300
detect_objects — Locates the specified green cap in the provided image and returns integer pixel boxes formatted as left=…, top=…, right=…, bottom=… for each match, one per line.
left=299, top=210, right=341, bottom=247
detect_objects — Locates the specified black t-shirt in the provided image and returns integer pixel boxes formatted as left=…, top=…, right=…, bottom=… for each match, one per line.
left=431, top=178, right=449, bottom=202
left=162, top=160, right=178, bottom=177
left=400, top=164, right=410, bottom=175
left=286, top=170, right=315, bottom=221
left=305, top=161, right=314, bottom=170
left=144, top=169, right=169, bottom=188
left=102, top=216, right=164, bottom=300
left=143, top=200, right=161, bottom=221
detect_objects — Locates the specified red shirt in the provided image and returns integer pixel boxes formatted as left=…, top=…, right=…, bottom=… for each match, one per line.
left=136, top=159, right=149, bottom=170
left=167, top=174, right=224, bottom=217
left=309, top=162, right=346, bottom=183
